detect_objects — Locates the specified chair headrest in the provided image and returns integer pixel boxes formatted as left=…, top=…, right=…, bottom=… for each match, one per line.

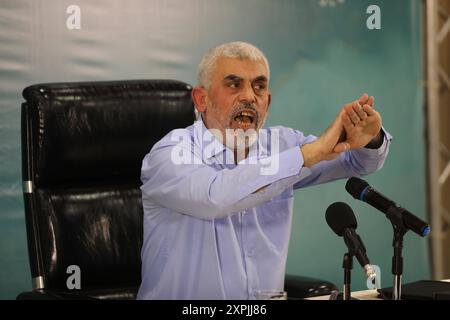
left=23, top=79, right=195, bottom=187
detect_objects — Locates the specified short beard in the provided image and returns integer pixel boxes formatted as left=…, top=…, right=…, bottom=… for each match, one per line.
left=205, top=102, right=266, bottom=155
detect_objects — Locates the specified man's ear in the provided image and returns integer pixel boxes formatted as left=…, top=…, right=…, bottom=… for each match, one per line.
left=267, top=91, right=272, bottom=112
left=192, top=86, right=208, bottom=113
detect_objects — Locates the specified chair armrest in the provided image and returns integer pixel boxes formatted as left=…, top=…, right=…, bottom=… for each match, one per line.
left=284, top=274, right=338, bottom=299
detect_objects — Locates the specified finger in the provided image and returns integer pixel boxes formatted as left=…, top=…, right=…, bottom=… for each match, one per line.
left=342, top=114, right=355, bottom=132
left=358, top=93, right=369, bottom=106
left=363, top=104, right=376, bottom=116
left=347, top=103, right=361, bottom=125
left=352, top=102, right=368, bottom=120
left=367, top=96, right=375, bottom=107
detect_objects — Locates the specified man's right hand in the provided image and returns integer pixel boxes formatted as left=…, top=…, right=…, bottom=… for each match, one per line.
left=300, top=93, right=377, bottom=168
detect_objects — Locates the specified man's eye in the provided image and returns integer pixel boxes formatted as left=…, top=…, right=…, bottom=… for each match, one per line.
left=254, top=83, right=266, bottom=91
left=228, top=82, right=239, bottom=88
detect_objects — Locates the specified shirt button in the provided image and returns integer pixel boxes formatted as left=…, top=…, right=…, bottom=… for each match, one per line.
left=246, top=250, right=254, bottom=257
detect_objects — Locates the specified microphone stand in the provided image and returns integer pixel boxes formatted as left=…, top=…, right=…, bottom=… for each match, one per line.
left=342, top=252, right=353, bottom=300
left=392, top=226, right=406, bottom=300
left=386, top=206, right=408, bottom=300
left=331, top=252, right=360, bottom=300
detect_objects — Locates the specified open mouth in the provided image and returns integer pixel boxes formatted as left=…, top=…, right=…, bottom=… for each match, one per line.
left=231, top=109, right=257, bottom=129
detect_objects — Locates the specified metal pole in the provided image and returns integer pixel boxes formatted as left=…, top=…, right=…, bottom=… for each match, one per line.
left=426, top=0, right=444, bottom=280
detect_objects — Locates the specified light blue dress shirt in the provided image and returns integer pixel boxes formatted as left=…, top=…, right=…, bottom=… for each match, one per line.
left=137, top=118, right=392, bottom=300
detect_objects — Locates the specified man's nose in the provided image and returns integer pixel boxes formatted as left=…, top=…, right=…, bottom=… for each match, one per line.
left=238, top=83, right=256, bottom=103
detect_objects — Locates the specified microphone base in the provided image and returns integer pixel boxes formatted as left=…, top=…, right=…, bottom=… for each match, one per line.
left=329, top=291, right=360, bottom=300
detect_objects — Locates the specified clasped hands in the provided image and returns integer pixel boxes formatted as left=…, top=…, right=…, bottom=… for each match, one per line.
left=301, top=93, right=382, bottom=168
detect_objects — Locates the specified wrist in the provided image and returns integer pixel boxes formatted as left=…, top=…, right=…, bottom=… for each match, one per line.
left=365, top=130, right=384, bottom=149
left=300, top=142, right=321, bottom=168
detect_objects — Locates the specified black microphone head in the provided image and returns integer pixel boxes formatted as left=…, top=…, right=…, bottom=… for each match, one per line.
left=325, top=202, right=358, bottom=237
left=345, top=177, right=370, bottom=200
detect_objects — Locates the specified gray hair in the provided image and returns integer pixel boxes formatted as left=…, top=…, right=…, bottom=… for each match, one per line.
left=197, top=41, right=270, bottom=89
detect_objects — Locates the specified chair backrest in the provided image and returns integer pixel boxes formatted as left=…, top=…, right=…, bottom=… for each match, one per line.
left=21, top=80, right=195, bottom=297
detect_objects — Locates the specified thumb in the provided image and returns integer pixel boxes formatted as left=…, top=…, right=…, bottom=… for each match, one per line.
left=333, top=141, right=350, bottom=153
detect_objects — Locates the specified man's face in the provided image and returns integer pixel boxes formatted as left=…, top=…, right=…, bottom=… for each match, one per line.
left=198, top=57, right=271, bottom=139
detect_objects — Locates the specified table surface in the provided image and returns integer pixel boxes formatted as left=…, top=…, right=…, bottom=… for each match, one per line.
left=306, top=279, right=450, bottom=300
left=306, top=289, right=380, bottom=300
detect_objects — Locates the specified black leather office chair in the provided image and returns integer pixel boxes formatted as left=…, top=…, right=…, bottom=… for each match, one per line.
left=17, top=79, right=337, bottom=300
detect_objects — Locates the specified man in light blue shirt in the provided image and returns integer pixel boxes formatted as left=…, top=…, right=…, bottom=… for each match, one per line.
left=137, top=42, right=391, bottom=300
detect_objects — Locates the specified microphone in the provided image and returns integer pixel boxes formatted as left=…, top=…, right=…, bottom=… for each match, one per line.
left=325, top=202, right=376, bottom=281
left=345, top=177, right=430, bottom=237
